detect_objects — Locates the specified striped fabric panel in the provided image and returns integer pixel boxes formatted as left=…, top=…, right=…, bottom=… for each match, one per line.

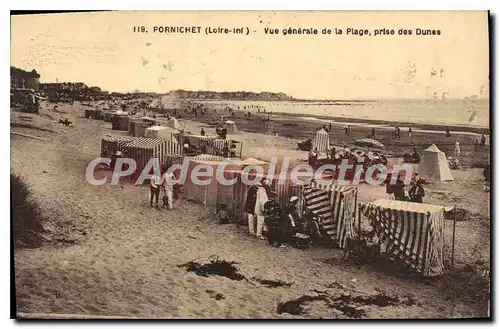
left=359, top=203, right=444, bottom=277
left=232, top=177, right=248, bottom=219
left=302, top=185, right=336, bottom=240
left=312, top=131, right=330, bottom=152
left=302, top=183, right=357, bottom=247
left=100, top=137, right=135, bottom=157
left=123, top=138, right=167, bottom=178
left=426, top=210, right=445, bottom=276
left=187, top=154, right=225, bottom=162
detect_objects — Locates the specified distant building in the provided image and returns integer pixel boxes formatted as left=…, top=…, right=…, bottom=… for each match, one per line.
left=10, top=66, right=40, bottom=90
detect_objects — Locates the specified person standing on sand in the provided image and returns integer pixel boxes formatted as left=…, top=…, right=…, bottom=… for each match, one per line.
left=454, top=139, right=461, bottom=158
left=445, top=127, right=451, bottom=137
left=200, top=128, right=206, bottom=136
left=161, top=170, right=175, bottom=210
left=345, top=126, right=349, bottom=136
left=393, top=177, right=407, bottom=201
left=244, top=183, right=258, bottom=233
left=481, top=134, right=486, bottom=147
left=329, top=123, right=332, bottom=132
left=254, top=181, right=269, bottom=240
left=408, top=126, right=413, bottom=140
left=371, top=127, right=376, bottom=139
left=474, top=138, right=479, bottom=151
left=150, top=173, right=162, bottom=208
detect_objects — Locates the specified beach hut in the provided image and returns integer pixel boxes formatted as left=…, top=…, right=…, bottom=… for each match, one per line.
left=359, top=199, right=446, bottom=277
left=419, top=144, right=454, bottom=182
left=166, top=117, right=180, bottom=130
left=183, top=158, right=243, bottom=206
left=223, top=120, right=238, bottom=134
left=312, top=128, right=330, bottom=152
left=103, top=110, right=115, bottom=122
left=128, top=117, right=155, bottom=137
left=100, top=136, right=136, bottom=158
left=93, top=109, right=104, bottom=120
left=84, top=109, right=95, bottom=118
left=122, top=137, right=173, bottom=180
left=144, top=125, right=178, bottom=142
left=112, top=114, right=130, bottom=131
left=301, top=182, right=358, bottom=248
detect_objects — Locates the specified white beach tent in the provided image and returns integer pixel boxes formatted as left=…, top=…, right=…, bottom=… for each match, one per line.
left=312, top=128, right=330, bottom=152
left=224, top=120, right=238, bottom=134
left=419, top=144, right=454, bottom=182
left=166, top=117, right=180, bottom=130
left=144, top=125, right=178, bottom=142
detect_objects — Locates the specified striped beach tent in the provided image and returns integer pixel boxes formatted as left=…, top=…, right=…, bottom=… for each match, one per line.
left=302, top=182, right=357, bottom=248
left=312, top=128, right=330, bottom=152
left=123, top=138, right=173, bottom=179
left=183, top=158, right=242, bottom=205
left=359, top=199, right=445, bottom=277
left=100, top=136, right=136, bottom=158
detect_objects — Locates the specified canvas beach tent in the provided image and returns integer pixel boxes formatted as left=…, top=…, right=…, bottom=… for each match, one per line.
left=359, top=199, right=446, bottom=277
left=419, top=144, right=454, bottom=182
left=312, top=128, right=330, bottom=152
left=144, top=125, right=178, bottom=142
left=166, top=117, right=180, bottom=130
left=301, top=182, right=358, bottom=248
left=224, top=120, right=238, bottom=134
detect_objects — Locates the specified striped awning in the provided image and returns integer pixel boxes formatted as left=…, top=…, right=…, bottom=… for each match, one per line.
left=125, top=137, right=166, bottom=149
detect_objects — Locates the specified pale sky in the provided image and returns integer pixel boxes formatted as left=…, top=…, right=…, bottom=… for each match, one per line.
left=11, top=11, right=489, bottom=99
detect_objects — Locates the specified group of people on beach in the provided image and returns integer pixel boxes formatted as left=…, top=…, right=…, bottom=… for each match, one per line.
left=243, top=180, right=301, bottom=248
left=393, top=126, right=412, bottom=140
left=386, top=172, right=426, bottom=204
left=149, top=168, right=175, bottom=210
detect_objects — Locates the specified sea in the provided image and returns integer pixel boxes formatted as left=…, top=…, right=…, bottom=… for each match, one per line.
left=193, top=98, right=489, bottom=129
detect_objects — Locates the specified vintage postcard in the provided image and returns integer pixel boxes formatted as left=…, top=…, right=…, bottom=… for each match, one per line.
left=11, top=11, right=490, bottom=319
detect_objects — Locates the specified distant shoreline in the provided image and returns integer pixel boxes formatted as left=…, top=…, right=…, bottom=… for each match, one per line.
left=276, top=112, right=490, bottom=135
left=185, top=99, right=490, bottom=134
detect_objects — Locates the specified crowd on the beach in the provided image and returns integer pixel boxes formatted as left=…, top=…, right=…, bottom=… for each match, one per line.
left=243, top=179, right=304, bottom=248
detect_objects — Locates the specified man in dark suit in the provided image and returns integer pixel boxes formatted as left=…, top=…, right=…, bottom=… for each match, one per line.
left=244, top=183, right=258, bottom=235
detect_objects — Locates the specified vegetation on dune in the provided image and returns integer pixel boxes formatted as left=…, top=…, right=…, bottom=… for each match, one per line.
left=11, top=173, right=45, bottom=249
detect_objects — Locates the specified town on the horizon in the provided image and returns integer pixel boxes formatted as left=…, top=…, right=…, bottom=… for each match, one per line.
left=11, top=65, right=488, bottom=103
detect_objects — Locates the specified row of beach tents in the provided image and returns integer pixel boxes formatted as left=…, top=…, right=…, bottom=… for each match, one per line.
left=311, top=128, right=454, bottom=182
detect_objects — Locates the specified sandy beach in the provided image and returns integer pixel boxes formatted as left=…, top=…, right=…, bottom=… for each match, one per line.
left=12, top=102, right=490, bottom=319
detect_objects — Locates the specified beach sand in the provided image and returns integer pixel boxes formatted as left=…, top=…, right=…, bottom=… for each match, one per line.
left=12, top=102, right=490, bottom=319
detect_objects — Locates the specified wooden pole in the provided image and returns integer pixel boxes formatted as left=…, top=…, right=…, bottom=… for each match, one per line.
left=451, top=206, right=457, bottom=267
left=356, top=190, right=361, bottom=254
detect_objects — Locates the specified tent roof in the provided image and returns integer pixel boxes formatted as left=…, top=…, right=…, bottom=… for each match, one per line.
left=364, top=199, right=445, bottom=215
left=424, top=144, right=443, bottom=153
left=125, top=137, right=166, bottom=149
left=146, top=125, right=170, bottom=131
left=185, top=134, right=218, bottom=140
left=316, top=128, right=328, bottom=135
